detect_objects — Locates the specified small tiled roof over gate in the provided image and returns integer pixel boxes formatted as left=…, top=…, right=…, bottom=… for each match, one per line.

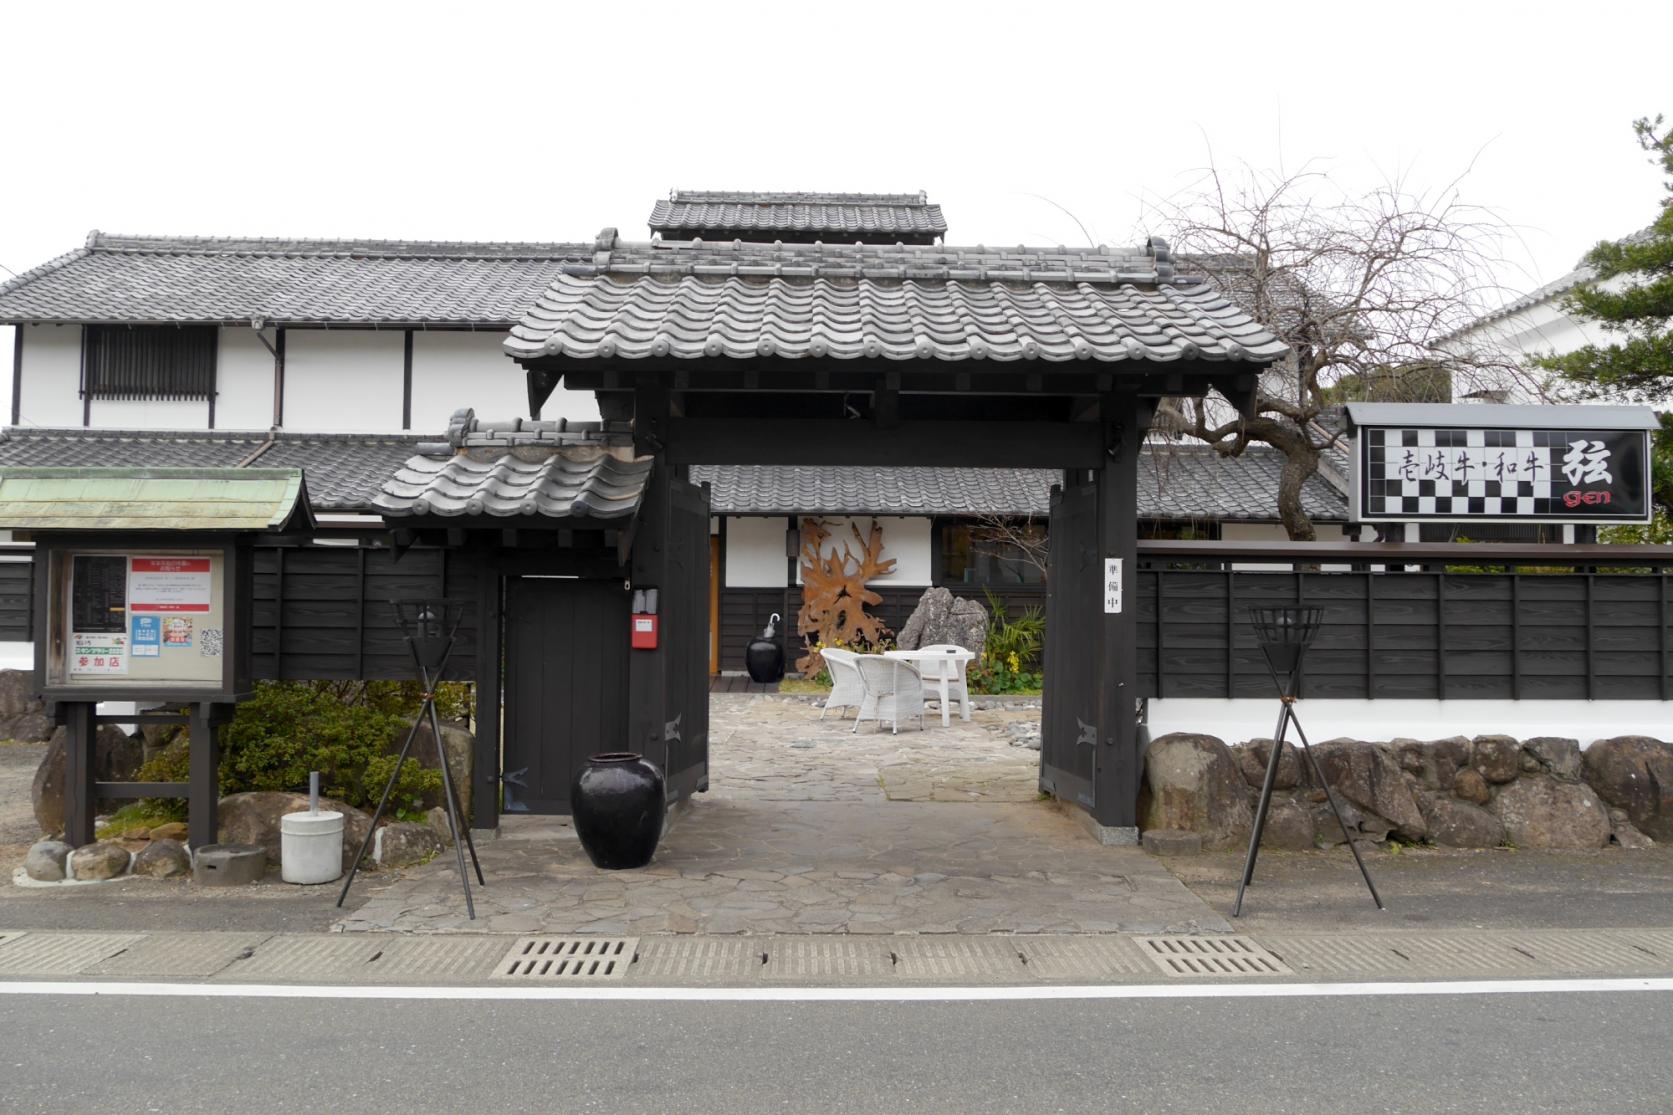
left=649, top=190, right=947, bottom=244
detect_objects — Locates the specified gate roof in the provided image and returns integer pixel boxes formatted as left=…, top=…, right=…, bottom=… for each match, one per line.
left=648, top=190, right=947, bottom=244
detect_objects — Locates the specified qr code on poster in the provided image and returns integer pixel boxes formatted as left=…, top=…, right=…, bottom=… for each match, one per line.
left=199, top=628, right=224, bottom=658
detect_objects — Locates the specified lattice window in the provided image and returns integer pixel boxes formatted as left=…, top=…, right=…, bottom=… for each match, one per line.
left=83, top=325, right=217, bottom=401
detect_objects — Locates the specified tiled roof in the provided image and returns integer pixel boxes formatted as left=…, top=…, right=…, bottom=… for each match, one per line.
left=0, top=427, right=428, bottom=510
left=506, top=233, right=1290, bottom=365
left=372, top=408, right=650, bottom=522
left=649, top=191, right=946, bottom=243
left=693, top=444, right=1348, bottom=522
left=0, top=232, right=590, bottom=326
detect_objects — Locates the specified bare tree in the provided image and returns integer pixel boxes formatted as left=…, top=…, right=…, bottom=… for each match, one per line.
left=1146, top=160, right=1534, bottom=540
left=967, top=514, right=1050, bottom=582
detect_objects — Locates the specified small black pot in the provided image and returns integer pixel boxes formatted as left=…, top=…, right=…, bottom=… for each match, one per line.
left=745, top=637, right=784, bottom=683
left=571, top=753, right=665, bottom=870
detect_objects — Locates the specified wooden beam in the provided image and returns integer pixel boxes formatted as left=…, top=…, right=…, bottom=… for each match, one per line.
left=663, top=419, right=1106, bottom=467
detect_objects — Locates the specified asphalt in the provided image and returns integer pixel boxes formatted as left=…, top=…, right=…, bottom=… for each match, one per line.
left=3, top=990, right=1670, bottom=1114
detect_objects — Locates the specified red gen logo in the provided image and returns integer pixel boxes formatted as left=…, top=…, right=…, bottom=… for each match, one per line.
left=1563, top=490, right=1612, bottom=509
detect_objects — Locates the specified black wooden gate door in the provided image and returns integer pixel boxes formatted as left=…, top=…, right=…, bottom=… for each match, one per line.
left=662, top=477, right=711, bottom=803
left=502, top=576, right=630, bottom=814
left=1040, top=477, right=1098, bottom=810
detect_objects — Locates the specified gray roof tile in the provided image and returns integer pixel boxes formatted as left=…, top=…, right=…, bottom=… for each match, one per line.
left=0, top=232, right=590, bottom=326
left=650, top=191, right=946, bottom=242
left=373, top=447, right=651, bottom=520
left=0, top=427, right=427, bottom=510
left=507, top=234, right=1289, bottom=365
left=693, top=445, right=1347, bottom=523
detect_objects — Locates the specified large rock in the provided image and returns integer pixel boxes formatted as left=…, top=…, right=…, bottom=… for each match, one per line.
left=1258, top=798, right=1317, bottom=850
left=1420, top=794, right=1506, bottom=848
left=217, top=791, right=371, bottom=873
left=1472, top=735, right=1522, bottom=784
left=895, top=587, right=988, bottom=657
left=1453, top=768, right=1491, bottom=806
left=1523, top=737, right=1582, bottom=782
left=1491, top=777, right=1610, bottom=849
left=30, top=725, right=147, bottom=837
left=132, top=839, right=191, bottom=878
left=70, top=841, right=131, bottom=881
left=0, top=669, right=53, bottom=742
left=1393, top=736, right=1469, bottom=791
left=1307, top=739, right=1427, bottom=841
left=402, top=716, right=475, bottom=821
left=1138, top=733, right=1252, bottom=849
left=374, top=821, right=444, bottom=867
left=1583, top=736, right=1673, bottom=841
left=1237, top=739, right=1300, bottom=790
left=24, top=839, right=72, bottom=881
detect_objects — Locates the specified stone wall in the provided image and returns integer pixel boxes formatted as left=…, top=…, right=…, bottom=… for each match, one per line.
left=1139, top=732, right=1670, bottom=851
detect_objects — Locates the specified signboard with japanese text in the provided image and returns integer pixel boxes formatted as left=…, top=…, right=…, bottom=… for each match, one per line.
left=1103, top=558, right=1123, bottom=614
left=1354, top=425, right=1651, bottom=524
left=70, top=632, right=127, bottom=675
left=128, top=556, right=213, bottom=613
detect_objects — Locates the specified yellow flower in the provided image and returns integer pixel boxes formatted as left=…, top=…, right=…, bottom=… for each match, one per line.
left=1008, top=652, right=1021, bottom=673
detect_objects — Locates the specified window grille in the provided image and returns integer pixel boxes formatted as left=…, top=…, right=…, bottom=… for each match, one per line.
left=83, top=326, right=217, bottom=401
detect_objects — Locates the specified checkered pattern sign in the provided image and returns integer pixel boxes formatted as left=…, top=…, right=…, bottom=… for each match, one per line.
left=1356, top=426, right=1649, bottom=523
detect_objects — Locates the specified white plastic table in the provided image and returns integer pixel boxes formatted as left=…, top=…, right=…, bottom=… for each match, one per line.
left=883, top=648, right=975, bottom=726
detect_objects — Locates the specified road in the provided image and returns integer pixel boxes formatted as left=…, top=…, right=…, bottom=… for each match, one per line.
left=4, top=984, right=1670, bottom=1113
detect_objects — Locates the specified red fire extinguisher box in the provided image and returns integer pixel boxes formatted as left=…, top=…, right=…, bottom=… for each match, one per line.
left=631, top=613, right=659, bottom=650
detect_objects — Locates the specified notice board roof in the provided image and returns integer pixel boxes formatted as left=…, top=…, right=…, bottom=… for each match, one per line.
left=0, top=467, right=314, bottom=531
left=1344, top=403, right=1661, bottom=431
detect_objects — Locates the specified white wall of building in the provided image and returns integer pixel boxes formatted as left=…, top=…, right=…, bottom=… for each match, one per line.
left=89, top=398, right=209, bottom=428
left=798, top=516, right=933, bottom=586
left=411, top=331, right=520, bottom=431
left=16, top=324, right=83, bottom=427
left=1147, top=697, right=1673, bottom=748
left=282, top=329, right=404, bottom=431
left=725, top=516, right=791, bottom=588
left=216, top=327, right=276, bottom=429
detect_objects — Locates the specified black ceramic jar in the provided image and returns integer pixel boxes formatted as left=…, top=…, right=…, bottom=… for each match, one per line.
left=744, top=637, right=784, bottom=683
left=570, top=753, right=665, bottom=870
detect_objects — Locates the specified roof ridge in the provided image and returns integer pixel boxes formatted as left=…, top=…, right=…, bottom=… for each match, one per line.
left=667, top=190, right=932, bottom=206
left=85, top=232, right=593, bottom=261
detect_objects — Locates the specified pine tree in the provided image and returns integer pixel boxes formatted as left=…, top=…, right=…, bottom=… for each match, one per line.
left=1537, top=116, right=1673, bottom=399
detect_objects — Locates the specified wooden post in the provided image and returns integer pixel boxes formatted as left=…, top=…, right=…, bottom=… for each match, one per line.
left=628, top=464, right=672, bottom=771
left=63, top=701, right=96, bottom=847
left=1092, top=397, right=1145, bottom=833
left=472, top=550, right=502, bottom=834
left=188, top=702, right=219, bottom=850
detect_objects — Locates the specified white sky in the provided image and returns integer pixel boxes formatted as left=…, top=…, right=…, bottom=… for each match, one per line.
left=2, top=0, right=1668, bottom=394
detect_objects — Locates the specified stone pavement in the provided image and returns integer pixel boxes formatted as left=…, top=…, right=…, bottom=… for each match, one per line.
left=338, top=695, right=1227, bottom=935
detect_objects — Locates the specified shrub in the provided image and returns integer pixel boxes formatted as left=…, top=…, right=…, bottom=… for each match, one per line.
left=968, top=590, right=1045, bottom=693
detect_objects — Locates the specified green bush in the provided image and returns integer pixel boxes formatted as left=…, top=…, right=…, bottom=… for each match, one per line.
left=969, top=591, right=1046, bottom=694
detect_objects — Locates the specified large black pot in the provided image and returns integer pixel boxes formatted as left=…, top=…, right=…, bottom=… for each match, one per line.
left=570, top=753, right=665, bottom=870
left=745, top=637, right=784, bottom=683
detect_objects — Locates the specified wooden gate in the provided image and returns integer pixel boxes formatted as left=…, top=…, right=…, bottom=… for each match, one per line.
left=502, top=576, right=630, bottom=814
left=662, top=476, right=711, bottom=803
left=1039, top=476, right=1098, bottom=810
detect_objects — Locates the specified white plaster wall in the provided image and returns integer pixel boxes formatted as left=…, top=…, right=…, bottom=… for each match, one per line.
left=1147, top=698, right=1673, bottom=747
left=282, top=330, right=404, bottom=431
left=16, top=324, right=83, bottom=427
left=725, top=516, right=791, bottom=588
left=90, top=398, right=210, bottom=428
left=798, top=516, right=933, bottom=586
left=0, top=641, right=32, bottom=670
left=215, top=326, right=277, bottom=429
left=411, top=331, right=526, bottom=431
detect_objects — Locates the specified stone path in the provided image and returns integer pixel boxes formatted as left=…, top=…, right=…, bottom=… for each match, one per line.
left=339, top=695, right=1226, bottom=936
left=0, top=740, right=48, bottom=866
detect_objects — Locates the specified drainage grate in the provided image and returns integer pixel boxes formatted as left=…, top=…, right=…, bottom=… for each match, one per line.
left=0, top=931, right=27, bottom=949
left=1133, top=935, right=1291, bottom=977
left=493, top=937, right=637, bottom=980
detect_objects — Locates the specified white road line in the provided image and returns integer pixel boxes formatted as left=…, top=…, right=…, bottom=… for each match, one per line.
left=0, top=978, right=1670, bottom=1002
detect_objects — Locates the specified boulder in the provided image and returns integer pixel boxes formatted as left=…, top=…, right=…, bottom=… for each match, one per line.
left=425, top=806, right=459, bottom=845
left=0, top=669, right=53, bottom=742
left=1237, top=738, right=1300, bottom=791
left=132, top=839, right=191, bottom=878
left=1523, top=737, right=1583, bottom=782
left=217, top=791, right=371, bottom=873
left=401, top=715, right=475, bottom=821
left=1258, top=798, right=1317, bottom=850
left=1393, top=736, right=1469, bottom=791
left=1453, top=767, right=1491, bottom=805
left=895, top=587, right=988, bottom=657
left=1583, top=736, right=1673, bottom=842
left=31, top=725, right=147, bottom=837
left=149, top=822, right=188, bottom=842
left=23, top=839, right=72, bottom=881
left=1307, top=739, right=1427, bottom=841
left=1420, top=794, right=1505, bottom=848
left=1472, top=735, right=1522, bottom=784
left=139, top=720, right=184, bottom=765
left=1312, top=797, right=1365, bottom=845
left=374, top=821, right=444, bottom=867
left=1137, top=733, right=1252, bottom=849
left=1613, top=821, right=1655, bottom=850
left=1491, top=777, right=1610, bottom=849
left=70, top=841, right=131, bottom=881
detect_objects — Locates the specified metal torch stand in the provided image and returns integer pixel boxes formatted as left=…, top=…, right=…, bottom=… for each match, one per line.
left=337, top=630, right=485, bottom=918
left=1232, top=642, right=1384, bottom=918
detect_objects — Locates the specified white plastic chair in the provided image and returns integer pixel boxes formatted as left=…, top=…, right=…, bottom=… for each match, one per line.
left=819, top=647, right=865, bottom=720
left=852, top=655, right=926, bottom=734
left=915, top=644, right=972, bottom=722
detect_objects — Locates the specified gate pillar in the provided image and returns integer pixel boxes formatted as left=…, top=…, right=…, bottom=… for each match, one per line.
left=1090, top=398, right=1146, bottom=837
